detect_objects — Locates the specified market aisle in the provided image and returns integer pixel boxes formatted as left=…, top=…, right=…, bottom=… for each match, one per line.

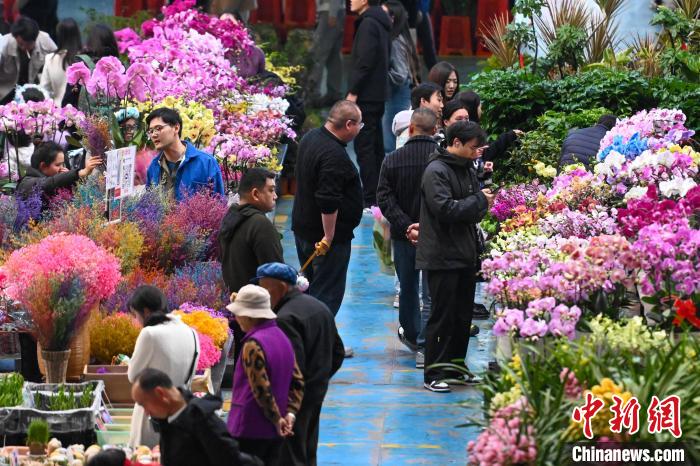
left=273, top=197, right=492, bottom=465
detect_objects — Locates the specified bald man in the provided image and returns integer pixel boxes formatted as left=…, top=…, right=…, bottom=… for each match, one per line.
left=377, top=108, right=439, bottom=368
left=292, top=101, right=363, bottom=354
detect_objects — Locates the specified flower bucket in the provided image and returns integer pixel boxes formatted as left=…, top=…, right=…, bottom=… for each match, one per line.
left=40, top=349, right=71, bottom=384
left=37, top=324, right=90, bottom=382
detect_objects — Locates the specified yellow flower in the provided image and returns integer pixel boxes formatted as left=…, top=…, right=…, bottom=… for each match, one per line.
left=173, top=310, right=229, bottom=349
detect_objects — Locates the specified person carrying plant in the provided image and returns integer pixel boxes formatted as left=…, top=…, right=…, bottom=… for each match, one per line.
left=417, top=121, right=496, bottom=392
left=131, top=368, right=263, bottom=466
left=145, top=107, right=225, bottom=201
left=16, top=141, right=101, bottom=206
left=226, top=285, right=305, bottom=466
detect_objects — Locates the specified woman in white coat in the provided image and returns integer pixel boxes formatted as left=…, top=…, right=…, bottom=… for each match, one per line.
left=127, top=286, right=200, bottom=448
left=39, top=18, right=81, bottom=106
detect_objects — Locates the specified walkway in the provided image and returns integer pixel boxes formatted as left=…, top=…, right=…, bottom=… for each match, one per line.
left=274, top=198, right=492, bottom=465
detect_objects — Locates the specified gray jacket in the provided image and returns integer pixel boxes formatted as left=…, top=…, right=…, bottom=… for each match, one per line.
left=388, top=35, right=412, bottom=87
left=0, top=32, right=57, bottom=99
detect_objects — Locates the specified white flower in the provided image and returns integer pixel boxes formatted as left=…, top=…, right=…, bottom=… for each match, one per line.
left=659, top=176, right=697, bottom=197
left=624, top=186, right=649, bottom=202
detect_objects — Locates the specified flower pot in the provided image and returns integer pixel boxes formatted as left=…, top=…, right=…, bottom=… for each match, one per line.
left=37, top=323, right=90, bottom=382
left=40, top=349, right=71, bottom=384
left=28, top=442, right=45, bottom=456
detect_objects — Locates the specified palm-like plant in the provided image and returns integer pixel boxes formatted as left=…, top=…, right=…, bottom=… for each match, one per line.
left=536, top=0, right=591, bottom=49
left=628, top=34, right=664, bottom=77
left=674, top=0, right=700, bottom=19
left=480, top=13, right=519, bottom=69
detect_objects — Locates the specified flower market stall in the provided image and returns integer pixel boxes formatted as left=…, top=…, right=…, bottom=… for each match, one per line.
left=467, top=108, right=700, bottom=464
left=0, top=1, right=294, bottom=461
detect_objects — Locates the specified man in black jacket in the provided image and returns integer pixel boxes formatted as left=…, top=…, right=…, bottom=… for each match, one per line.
left=219, top=168, right=283, bottom=364
left=132, top=368, right=262, bottom=466
left=253, top=262, right=344, bottom=466
left=377, top=108, right=438, bottom=368
left=416, top=121, right=496, bottom=393
left=347, top=0, right=391, bottom=207
left=559, top=114, right=617, bottom=170
left=219, top=167, right=283, bottom=294
left=292, top=100, right=363, bottom=321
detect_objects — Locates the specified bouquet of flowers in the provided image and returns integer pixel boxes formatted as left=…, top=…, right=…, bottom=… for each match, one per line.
left=172, top=307, right=229, bottom=349
left=0, top=234, right=121, bottom=350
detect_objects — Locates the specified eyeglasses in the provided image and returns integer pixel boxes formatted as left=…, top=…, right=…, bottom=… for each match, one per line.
left=147, top=124, right=170, bottom=137
left=121, top=124, right=138, bottom=132
left=328, top=118, right=365, bottom=130
left=348, top=119, right=365, bottom=130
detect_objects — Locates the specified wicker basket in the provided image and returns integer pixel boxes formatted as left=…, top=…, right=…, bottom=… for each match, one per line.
left=37, top=324, right=91, bottom=382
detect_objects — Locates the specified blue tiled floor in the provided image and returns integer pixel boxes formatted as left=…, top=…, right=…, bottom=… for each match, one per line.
left=273, top=198, right=493, bottom=465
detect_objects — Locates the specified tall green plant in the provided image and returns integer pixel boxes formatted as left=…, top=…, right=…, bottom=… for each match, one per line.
left=0, top=373, right=24, bottom=408
left=513, top=0, right=547, bottom=73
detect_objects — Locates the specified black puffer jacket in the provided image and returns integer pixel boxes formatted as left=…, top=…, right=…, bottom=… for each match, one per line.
left=559, top=124, right=608, bottom=169
left=416, top=147, right=488, bottom=270
left=219, top=204, right=283, bottom=293
left=348, top=6, right=392, bottom=102
left=154, top=389, right=262, bottom=466
left=274, top=290, right=344, bottom=401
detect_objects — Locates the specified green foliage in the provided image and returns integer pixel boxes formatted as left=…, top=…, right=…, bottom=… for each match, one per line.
left=504, top=21, right=535, bottom=52
left=546, top=25, right=588, bottom=73
left=468, top=69, right=658, bottom=137
left=26, top=419, right=50, bottom=446
left=0, top=373, right=24, bottom=408
left=468, top=70, right=548, bottom=136
left=34, top=383, right=95, bottom=411
left=512, top=0, right=547, bottom=17
left=496, top=107, right=610, bottom=184
left=652, top=76, right=700, bottom=129
left=652, top=6, right=693, bottom=45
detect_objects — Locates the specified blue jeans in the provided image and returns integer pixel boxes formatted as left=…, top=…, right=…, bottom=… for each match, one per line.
left=295, top=235, right=352, bottom=316
left=393, top=239, right=431, bottom=348
left=382, top=80, right=411, bottom=153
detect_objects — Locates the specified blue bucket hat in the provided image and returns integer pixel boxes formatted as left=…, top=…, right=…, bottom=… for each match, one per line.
left=251, top=262, right=299, bottom=285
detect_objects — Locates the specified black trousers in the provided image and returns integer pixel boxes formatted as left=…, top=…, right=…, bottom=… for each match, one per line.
left=423, top=268, right=477, bottom=383
left=279, top=395, right=325, bottom=466
left=355, top=101, right=385, bottom=207
left=237, top=437, right=283, bottom=466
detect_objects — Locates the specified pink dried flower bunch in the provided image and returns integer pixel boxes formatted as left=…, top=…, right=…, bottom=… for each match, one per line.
left=1, top=233, right=122, bottom=304
left=196, top=332, right=222, bottom=371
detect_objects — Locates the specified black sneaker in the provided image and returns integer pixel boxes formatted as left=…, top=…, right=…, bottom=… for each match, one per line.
left=424, top=381, right=451, bottom=392
left=472, top=303, right=490, bottom=320
left=449, top=372, right=484, bottom=386
left=398, top=326, right=420, bottom=352
left=470, top=324, right=480, bottom=337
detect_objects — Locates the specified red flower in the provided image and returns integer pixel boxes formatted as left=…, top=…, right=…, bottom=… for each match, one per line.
left=672, top=299, right=700, bottom=328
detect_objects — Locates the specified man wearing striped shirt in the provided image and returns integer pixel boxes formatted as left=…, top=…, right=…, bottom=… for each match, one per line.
left=377, top=108, right=438, bottom=368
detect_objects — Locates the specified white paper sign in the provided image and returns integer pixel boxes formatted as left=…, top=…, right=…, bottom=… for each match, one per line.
left=104, top=146, right=137, bottom=196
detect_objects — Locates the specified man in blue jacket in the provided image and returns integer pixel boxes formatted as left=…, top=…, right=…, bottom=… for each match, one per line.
left=145, top=107, right=224, bottom=201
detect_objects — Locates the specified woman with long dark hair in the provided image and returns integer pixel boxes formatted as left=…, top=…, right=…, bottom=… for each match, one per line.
left=61, top=24, right=120, bottom=108
left=40, top=18, right=82, bottom=105
left=428, top=61, right=459, bottom=102
left=382, top=0, right=420, bottom=152
left=127, top=286, right=200, bottom=449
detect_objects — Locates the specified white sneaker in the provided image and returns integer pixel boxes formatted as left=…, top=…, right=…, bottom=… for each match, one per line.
left=415, top=351, right=425, bottom=369
left=424, top=381, right=451, bottom=392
